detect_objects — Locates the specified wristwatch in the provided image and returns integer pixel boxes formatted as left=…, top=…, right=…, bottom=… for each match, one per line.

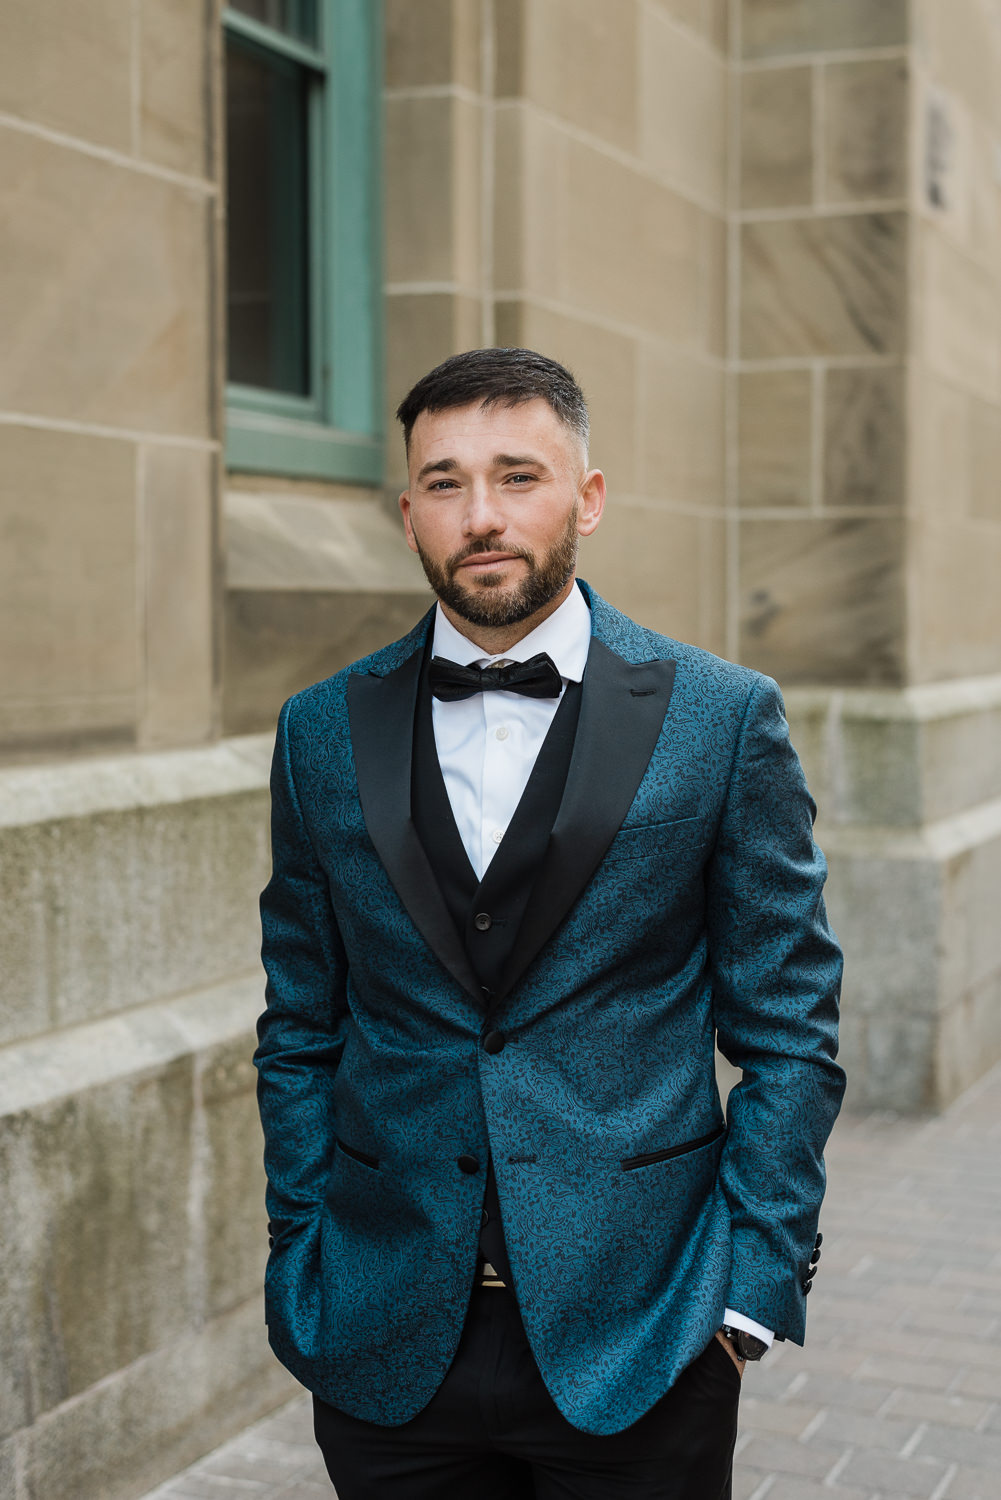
left=720, top=1324, right=769, bottom=1362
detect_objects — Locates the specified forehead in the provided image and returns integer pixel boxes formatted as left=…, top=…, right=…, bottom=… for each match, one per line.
left=409, top=398, right=576, bottom=466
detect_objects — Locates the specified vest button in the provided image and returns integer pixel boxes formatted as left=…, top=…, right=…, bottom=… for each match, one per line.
left=457, top=1154, right=480, bottom=1174
left=473, top=913, right=492, bottom=932
left=482, top=1030, right=505, bottom=1054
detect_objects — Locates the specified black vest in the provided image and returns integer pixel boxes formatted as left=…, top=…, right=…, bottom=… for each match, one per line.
left=411, top=659, right=583, bottom=1285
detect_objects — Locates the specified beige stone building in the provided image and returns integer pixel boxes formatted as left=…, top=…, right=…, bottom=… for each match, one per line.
left=2, top=0, right=1001, bottom=1493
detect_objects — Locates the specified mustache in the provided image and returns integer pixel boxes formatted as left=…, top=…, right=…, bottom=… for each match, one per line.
left=445, top=538, right=536, bottom=572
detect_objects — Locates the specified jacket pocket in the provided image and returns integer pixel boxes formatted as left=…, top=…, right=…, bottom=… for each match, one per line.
left=621, top=1122, right=725, bottom=1172
left=335, top=1137, right=380, bottom=1170
left=602, top=817, right=703, bottom=864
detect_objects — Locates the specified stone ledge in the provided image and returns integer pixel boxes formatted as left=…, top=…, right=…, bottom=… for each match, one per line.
left=0, top=745, right=271, bottom=1048
left=785, top=671, right=1001, bottom=721
left=785, top=675, right=1001, bottom=826
left=0, top=973, right=261, bottom=1116
left=0, top=734, right=271, bottom=829
left=816, top=790, right=1001, bottom=861
left=225, top=487, right=427, bottom=593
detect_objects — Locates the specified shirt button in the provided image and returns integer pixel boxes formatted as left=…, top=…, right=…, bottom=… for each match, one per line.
left=495, top=726, right=510, bottom=741
left=491, top=829, right=504, bottom=845
left=474, top=913, right=492, bottom=932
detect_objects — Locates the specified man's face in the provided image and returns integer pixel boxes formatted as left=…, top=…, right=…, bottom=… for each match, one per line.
left=399, top=398, right=604, bottom=631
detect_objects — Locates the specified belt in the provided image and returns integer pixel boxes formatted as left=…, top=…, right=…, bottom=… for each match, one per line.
left=478, top=1258, right=507, bottom=1289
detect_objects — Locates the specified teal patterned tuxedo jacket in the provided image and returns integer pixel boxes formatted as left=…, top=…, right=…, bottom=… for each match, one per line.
left=255, top=581, right=845, bottom=1436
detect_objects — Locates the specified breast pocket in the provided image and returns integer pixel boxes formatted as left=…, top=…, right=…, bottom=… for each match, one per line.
left=602, top=816, right=704, bottom=864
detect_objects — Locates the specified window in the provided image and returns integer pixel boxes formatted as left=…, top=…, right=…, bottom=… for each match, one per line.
left=223, top=0, right=383, bottom=484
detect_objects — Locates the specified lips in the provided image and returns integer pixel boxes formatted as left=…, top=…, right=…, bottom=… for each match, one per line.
left=457, top=552, right=522, bottom=570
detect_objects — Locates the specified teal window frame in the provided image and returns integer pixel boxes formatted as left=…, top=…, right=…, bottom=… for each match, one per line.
left=222, top=0, right=383, bottom=485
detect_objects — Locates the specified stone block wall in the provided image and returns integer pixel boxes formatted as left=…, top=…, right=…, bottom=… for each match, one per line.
left=910, top=0, right=1001, bottom=681
left=0, top=0, right=223, bottom=757
left=734, top=0, right=910, bottom=685
left=384, top=0, right=730, bottom=653
left=729, top=0, right=1001, bottom=1108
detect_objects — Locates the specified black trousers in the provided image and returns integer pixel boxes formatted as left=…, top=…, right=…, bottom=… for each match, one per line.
left=313, top=1286, right=739, bottom=1499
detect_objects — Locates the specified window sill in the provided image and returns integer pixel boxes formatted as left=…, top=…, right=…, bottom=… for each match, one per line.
left=225, top=406, right=383, bottom=486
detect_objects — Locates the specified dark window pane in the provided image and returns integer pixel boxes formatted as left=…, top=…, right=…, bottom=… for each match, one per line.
left=228, top=0, right=318, bottom=45
left=226, top=38, right=311, bottom=396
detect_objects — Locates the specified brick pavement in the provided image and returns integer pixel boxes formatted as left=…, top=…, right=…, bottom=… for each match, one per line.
left=140, top=1060, right=1001, bottom=1500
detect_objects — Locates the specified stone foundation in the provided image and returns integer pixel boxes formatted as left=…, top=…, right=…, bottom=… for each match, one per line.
left=0, top=741, right=296, bottom=1500
left=787, top=676, right=1001, bottom=1109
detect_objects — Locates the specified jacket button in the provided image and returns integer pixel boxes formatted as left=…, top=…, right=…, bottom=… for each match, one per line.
left=474, top=913, right=492, bottom=932
left=482, top=1030, right=505, bottom=1054
left=457, top=1154, right=480, bottom=1174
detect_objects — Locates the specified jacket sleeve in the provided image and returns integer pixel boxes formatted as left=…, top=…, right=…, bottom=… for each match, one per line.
left=706, top=673, right=846, bottom=1344
left=254, top=695, right=350, bottom=1246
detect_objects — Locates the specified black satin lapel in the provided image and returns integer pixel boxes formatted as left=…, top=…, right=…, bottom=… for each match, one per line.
left=497, top=640, right=677, bottom=997
left=347, top=656, right=482, bottom=1002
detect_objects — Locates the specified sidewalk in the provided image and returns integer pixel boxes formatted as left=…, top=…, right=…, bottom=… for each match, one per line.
left=140, top=1061, right=1001, bottom=1500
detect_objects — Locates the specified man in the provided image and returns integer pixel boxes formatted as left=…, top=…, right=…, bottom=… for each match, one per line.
left=255, top=348, right=845, bottom=1499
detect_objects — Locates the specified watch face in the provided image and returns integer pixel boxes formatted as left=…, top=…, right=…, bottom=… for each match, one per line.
left=735, top=1331, right=769, bottom=1361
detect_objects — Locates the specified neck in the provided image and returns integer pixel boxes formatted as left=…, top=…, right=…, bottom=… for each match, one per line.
left=438, top=578, right=576, bottom=656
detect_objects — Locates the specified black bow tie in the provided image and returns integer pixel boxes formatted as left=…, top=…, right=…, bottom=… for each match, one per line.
left=428, top=651, right=563, bottom=703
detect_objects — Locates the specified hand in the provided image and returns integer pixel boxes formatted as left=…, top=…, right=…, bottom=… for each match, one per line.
left=715, top=1329, right=746, bottom=1378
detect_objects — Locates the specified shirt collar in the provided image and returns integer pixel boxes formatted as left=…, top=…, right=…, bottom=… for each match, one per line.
left=431, top=581, right=592, bottom=683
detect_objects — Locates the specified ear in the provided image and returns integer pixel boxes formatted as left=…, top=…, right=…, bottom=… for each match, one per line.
left=399, top=490, right=418, bottom=554
left=576, top=469, right=606, bottom=537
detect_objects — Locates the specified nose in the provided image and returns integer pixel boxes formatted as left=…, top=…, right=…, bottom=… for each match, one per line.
left=462, top=477, right=506, bottom=539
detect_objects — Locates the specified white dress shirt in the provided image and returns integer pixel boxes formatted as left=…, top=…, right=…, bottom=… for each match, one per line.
left=430, top=584, right=591, bottom=881
left=430, top=582, right=774, bottom=1351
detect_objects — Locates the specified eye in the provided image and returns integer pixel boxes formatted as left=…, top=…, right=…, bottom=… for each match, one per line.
left=506, top=473, right=537, bottom=485
left=427, top=479, right=459, bottom=492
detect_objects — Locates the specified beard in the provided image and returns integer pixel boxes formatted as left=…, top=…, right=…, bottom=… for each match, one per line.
left=412, top=507, right=579, bottom=629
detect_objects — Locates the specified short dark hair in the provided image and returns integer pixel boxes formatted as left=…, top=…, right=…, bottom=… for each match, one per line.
left=395, top=347, right=590, bottom=456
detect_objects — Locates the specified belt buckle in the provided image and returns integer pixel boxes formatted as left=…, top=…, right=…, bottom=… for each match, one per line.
left=478, top=1258, right=506, bottom=1289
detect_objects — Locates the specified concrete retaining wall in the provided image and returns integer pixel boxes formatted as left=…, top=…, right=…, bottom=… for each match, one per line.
left=0, top=739, right=297, bottom=1500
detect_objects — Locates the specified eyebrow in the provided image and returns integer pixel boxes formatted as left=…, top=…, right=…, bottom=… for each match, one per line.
left=493, top=453, right=545, bottom=469
left=416, top=456, right=459, bottom=482
left=416, top=453, right=546, bottom=482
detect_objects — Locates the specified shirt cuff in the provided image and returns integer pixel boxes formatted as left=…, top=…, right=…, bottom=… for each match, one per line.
left=722, top=1308, right=775, bottom=1348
